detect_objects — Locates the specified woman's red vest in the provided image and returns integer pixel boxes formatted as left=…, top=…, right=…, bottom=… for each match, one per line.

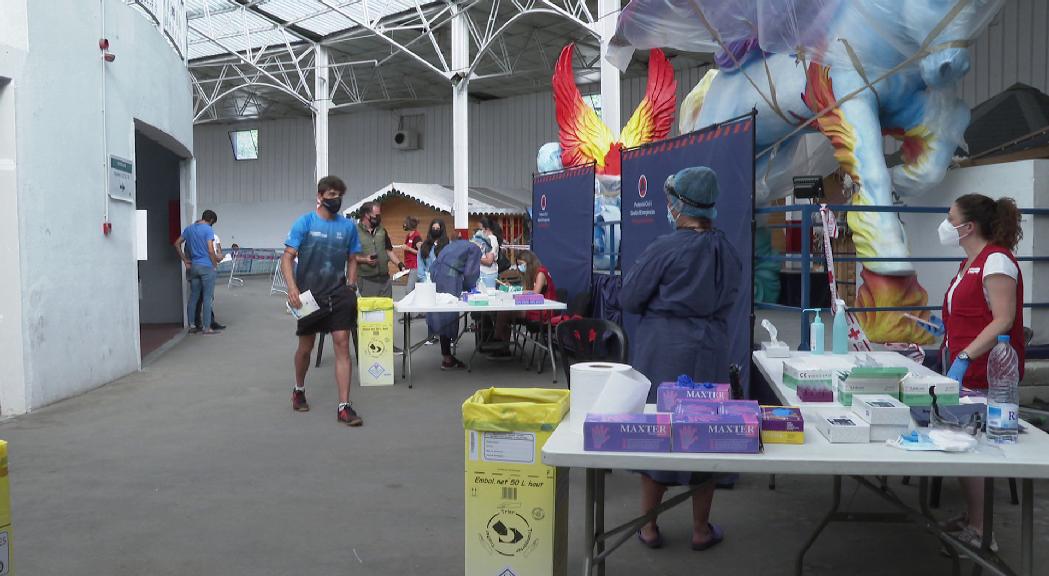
left=941, top=244, right=1025, bottom=389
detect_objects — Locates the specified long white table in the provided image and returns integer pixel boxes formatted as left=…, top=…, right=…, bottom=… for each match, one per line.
left=542, top=353, right=1049, bottom=576
left=393, top=297, right=566, bottom=387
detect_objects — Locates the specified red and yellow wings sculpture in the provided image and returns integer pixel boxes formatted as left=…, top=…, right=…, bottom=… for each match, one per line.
left=553, top=43, right=676, bottom=176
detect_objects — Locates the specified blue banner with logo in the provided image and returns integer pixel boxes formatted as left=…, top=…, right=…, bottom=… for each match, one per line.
left=620, top=115, right=755, bottom=394
left=531, top=165, right=596, bottom=305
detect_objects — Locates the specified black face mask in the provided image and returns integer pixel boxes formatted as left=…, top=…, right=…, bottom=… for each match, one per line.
left=369, top=215, right=382, bottom=227
left=429, top=229, right=442, bottom=240
left=321, top=197, right=342, bottom=214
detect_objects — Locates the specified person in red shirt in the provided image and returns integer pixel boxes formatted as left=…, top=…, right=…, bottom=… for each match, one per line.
left=490, top=251, right=557, bottom=358
left=402, top=216, right=423, bottom=293
left=939, top=193, right=1024, bottom=550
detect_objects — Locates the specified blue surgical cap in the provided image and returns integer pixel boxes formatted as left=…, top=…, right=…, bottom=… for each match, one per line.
left=666, top=166, right=719, bottom=220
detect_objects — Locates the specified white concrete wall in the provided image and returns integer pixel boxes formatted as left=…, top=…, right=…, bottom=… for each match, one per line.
left=898, top=160, right=1047, bottom=344
left=6, top=0, right=193, bottom=413
left=0, top=0, right=31, bottom=416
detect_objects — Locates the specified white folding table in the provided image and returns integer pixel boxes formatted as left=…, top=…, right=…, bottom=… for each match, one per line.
left=541, top=352, right=1049, bottom=576
left=393, top=298, right=567, bottom=388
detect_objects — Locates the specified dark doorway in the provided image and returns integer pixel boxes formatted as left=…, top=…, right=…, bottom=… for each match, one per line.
left=135, top=131, right=184, bottom=359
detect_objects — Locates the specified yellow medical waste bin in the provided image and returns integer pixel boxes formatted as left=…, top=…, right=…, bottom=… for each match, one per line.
left=462, top=388, right=569, bottom=576
left=0, top=441, right=12, bottom=574
left=357, top=297, right=395, bottom=386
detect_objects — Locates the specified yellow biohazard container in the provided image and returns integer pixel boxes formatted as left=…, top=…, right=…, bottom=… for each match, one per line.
left=462, top=388, right=569, bottom=576
left=0, top=441, right=12, bottom=575
left=357, top=297, right=395, bottom=386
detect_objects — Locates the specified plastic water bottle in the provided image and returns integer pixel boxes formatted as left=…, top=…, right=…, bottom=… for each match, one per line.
left=986, top=335, right=1019, bottom=444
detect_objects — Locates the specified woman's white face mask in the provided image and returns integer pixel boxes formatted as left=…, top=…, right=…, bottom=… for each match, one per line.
left=937, top=218, right=970, bottom=246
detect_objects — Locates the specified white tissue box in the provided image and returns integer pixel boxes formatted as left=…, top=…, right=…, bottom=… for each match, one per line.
left=814, top=413, right=871, bottom=443
left=762, top=341, right=790, bottom=358
left=869, top=424, right=910, bottom=442
left=851, top=394, right=911, bottom=426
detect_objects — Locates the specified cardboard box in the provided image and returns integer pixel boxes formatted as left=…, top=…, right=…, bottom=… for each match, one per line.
left=514, top=293, right=545, bottom=305
left=782, top=360, right=834, bottom=402
left=357, top=297, right=395, bottom=386
left=900, top=375, right=960, bottom=406
left=584, top=413, right=672, bottom=452
left=464, top=390, right=568, bottom=576
left=836, top=366, right=908, bottom=406
left=673, top=412, right=760, bottom=453
left=718, top=400, right=762, bottom=417
left=814, top=413, right=871, bottom=443
left=760, top=406, right=805, bottom=444
left=0, top=442, right=10, bottom=575
left=655, top=381, right=731, bottom=412
left=851, top=394, right=912, bottom=426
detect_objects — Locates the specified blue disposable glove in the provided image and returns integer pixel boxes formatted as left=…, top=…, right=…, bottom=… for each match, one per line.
left=946, top=356, right=969, bottom=384
left=918, top=315, right=946, bottom=338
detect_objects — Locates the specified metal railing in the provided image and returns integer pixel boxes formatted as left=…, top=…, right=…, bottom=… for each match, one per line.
left=755, top=204, right=1049, bottom=350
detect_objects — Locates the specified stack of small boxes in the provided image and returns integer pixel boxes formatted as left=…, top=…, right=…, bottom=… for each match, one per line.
left=583, top=378, right=805, bottom=453
left=813, top=393, right=913, bottom=443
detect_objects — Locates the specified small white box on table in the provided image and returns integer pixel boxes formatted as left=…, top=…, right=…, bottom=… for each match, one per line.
left=813, top=412, right=871, bottom=443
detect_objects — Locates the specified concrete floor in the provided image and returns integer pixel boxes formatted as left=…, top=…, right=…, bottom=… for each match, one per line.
left=4, top=277, right=1048, bottom=575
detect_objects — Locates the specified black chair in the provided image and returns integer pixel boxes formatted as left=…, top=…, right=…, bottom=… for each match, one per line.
left=555, top=319, right=629, bottom=387
left=514, top=288, right=570, bottom=372
left=567, top=291, right=592, bottom=317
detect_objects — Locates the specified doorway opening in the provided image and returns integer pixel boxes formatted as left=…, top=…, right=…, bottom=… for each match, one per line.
left=135, top=131, right=184, bottom=360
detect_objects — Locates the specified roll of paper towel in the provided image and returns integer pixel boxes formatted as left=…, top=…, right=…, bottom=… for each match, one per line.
left=413, top=282, right=437, bottom=307
left=569, top=363, right=651, bottom=433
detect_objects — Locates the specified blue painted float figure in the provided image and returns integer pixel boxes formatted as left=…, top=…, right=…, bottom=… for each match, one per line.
left=609, top=0, right=1005, bottom=344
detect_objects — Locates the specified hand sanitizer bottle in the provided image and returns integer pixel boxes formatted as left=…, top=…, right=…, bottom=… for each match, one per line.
left=805, top=309, right=825, bottom=355
left=832, top=299, right=848, bottom=355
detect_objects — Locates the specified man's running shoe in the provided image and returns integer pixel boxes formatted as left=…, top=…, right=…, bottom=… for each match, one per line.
left=338, top=403, right=363, bottom=427
left=292, top=388, right=310, bottom=412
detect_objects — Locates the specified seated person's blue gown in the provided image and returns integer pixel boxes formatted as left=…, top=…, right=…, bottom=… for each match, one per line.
left=426, top=240, right=482, bottom=340
left=621, top=228, right=742, bottom=485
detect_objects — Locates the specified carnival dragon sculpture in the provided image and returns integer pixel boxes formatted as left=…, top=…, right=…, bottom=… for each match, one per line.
left=607, top=0, right=1005, bottom=344
left=539, top=44, right=677, bottom=270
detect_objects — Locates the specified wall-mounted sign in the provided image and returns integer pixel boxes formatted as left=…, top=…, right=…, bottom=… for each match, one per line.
left=109, top=155, right=135, bottom=203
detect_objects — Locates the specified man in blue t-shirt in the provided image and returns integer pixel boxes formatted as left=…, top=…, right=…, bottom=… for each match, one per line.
left=282, top=176, right=363, bottom=426
left=174, top=210, right=220, bottom=334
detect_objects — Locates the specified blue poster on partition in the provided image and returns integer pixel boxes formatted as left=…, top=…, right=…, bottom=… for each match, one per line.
left=619, top=116, right=755, bottom=394
left=531, top=165, right=596, bottom=305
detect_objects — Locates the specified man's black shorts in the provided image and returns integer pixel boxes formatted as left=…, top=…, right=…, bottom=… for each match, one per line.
left=295, top=286, right=357, bottom=336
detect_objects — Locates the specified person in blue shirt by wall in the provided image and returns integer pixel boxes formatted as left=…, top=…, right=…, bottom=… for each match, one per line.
left=281, top=176, right=364, bottom=427
left=174, top=210, right=221, bottom=335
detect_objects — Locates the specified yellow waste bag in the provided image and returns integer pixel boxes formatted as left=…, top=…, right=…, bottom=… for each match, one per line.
left=462, top=388, right=569, bottom=432
left=356, top=297, right=394, bottom=386
left=463, top=388, right=569, bottom=576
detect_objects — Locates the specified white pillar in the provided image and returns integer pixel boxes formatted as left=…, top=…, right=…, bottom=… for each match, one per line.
left=451, top=5, right=469, bottom=231
left=314, top=45, right=330, bottom=180
left=598, top=0, right=621, bottom=136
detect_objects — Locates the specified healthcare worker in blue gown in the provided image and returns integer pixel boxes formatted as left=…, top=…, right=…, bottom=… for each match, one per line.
left=427, top=238, right=482, bottom=370
left=621, top=166, right=742, bottom=552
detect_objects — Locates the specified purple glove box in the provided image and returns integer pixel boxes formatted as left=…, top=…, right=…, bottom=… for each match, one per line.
left=584, top=413, right=672, bottom=452
left=656, top=381, right=731, bottom=412
left=672, top=412, right=761, bottom=454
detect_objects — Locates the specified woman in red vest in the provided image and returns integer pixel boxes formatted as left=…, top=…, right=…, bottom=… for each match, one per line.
left=939, top=193, right=1024, bottom=549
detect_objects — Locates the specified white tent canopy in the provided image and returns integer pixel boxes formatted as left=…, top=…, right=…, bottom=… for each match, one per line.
left=345, top=182, right=530, bottom=217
